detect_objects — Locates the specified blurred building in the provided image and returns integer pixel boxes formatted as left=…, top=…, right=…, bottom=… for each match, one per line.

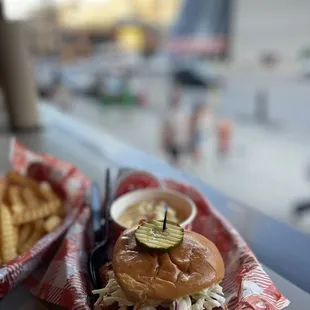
left=133, top=0, right=181, bottom=26
left=56, top=0, right=181, bottom=56
left=27, top=4, right=62, bottom=55
left=170, top=0, right=232, bottom=59
left=57, top=0, right=180, bottom=30
left=27, top=3, right=93, bottom=60
left=17, top=0, right=310, bottom=67
left=57, top=0, right=134, bottom=31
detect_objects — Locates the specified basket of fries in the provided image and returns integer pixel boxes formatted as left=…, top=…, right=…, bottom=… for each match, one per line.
left=0, top=139, right=89, bottom=297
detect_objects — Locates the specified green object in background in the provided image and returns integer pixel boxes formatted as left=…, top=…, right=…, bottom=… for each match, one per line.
left=122, top=90, right=136, bottom=106
left=299, top=46, right=310, bottom=60
left=98, top=90, right=136, bottom=106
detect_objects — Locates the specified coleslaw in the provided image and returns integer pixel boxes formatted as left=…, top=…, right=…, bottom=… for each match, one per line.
left=92, top=270, right=225, bottom=310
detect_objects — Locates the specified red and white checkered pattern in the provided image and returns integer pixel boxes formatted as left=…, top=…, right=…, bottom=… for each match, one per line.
left=0, top=139, right=90, bottom=297
left=25, top=208, right=92, bottom=310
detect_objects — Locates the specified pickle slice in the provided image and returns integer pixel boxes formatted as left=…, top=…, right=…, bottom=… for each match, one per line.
left=135, top=220, right=184, bottom=250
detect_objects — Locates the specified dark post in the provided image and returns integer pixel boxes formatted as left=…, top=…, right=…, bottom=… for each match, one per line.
left=254, top=52, right=279, bottom=125
left=254, top=89, right=269, bottom=124
left=0, top=1, right=3, bottom=21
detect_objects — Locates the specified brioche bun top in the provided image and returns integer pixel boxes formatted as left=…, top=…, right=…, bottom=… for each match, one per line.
left=112, top=228, right=225, bottom=306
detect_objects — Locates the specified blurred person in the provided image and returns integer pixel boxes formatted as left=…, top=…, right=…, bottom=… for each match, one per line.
left=167, top=34, right=215, bottom=163
left=52, top=51, right=75, bottom=112
left=53, top=73, right=73, bottom=112
left=189, top=102, right=206, bottom=163
left=167, top=54, right=210, bottom=162
left=216, top=119, right=233, bottom=156
left=162, top=88, right=190, bottom=166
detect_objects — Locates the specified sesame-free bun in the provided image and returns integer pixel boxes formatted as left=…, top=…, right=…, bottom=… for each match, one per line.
left=112, top=228, right=225, bottom=306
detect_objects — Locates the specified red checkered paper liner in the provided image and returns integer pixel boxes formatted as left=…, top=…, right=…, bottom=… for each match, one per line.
left=27, top=170, right=289, bottom=310
left=0, top=138, right=90, bottom=297
left=25, top=207, right=93, bottom=310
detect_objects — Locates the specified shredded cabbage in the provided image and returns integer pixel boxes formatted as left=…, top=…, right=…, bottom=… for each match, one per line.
left=92, top=271, right=225, bottom=310
left=191, top=285, right=225, bottom=310
left=93, top=271, right=135, bottom=307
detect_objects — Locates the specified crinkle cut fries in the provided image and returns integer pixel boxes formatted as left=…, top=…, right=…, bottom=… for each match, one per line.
left=0, top=171, right=65, bottom=264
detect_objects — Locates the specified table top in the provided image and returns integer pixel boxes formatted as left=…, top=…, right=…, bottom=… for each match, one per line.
left=0, top=104, right=309, bottom=309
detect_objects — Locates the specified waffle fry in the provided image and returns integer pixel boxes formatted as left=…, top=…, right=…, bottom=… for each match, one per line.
left=22, top=188, right=41, bottom=209
left=6, top=171, right=42, bottom=196
left=8, top=186, right=24, bottom=214
left=13, top=200, right=61, bottom=225
left=44, top=215, right=62, bottom=233
left=0, top=182, right=6, bottom=202
left=18, top=223, right=33, bottom=248
left=0, top=204, right=17, bottom=263
left=0, top=171, right=65, bottom=265
left=40, top=182, right=59, bottom=201
left=18, top=221, right=44, bottom=254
